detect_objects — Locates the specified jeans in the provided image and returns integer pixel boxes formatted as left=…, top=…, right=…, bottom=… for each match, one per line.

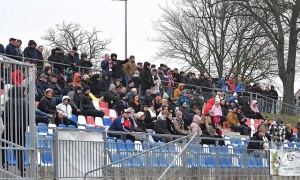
left=35, top=109, right=47, bottom=116
left=230, top=125, right=240, bottom=132
left=125, top=76, right=131, bottom=87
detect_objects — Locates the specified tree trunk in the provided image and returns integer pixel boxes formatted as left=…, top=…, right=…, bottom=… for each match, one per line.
left=281, top=78, right=295, bottom=115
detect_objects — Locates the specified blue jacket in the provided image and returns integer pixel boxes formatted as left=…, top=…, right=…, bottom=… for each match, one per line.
left=218, top=78, right=228, bottom=90
left=101, top=60, right=113, bottom=76
left=0, top=44, right=5, bottom=54
left=235, top=82, right=245, bottom=94
left=6, top=44, right=20, bottom=60
left=108, top=115, right=133, bottom=132
left=177, top=91, right=190, bottom=108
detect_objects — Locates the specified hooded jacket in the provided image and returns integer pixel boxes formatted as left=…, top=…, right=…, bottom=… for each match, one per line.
left=235, top=82, right=245, bottom=94
left=38, top=88, right=57, bottom=115
left=140, top=62, right=154, bottom=90
left=68, top=86, right=83, bottom=111
left=203, top=98, right=215, bottom=115
left=56, top=96, right=72, bottom=119
left=73, top=73, right=82, bottom=87
left=174, top=83, right=185, bottom=99
left=177, top=91, right=190, bottom=108
left=250, top=100, right=259, bottom=113
left=24, top=40, right=38, bottom=62
left=211, top=102, right=222, bottom=116
left=227, top=78, right=236, bottom=92
left=99, top=74, right=110, bottom=93
left=190, top=115, right=202, bottom=134
left=104, top=84, right=119, bottom=108
left=226, top=111, right=240, bottom=128
left=218, top=78, right=228, bottom=90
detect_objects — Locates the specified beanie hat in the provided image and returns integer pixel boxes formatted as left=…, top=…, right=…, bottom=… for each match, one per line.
left=82, top=74, right=90, bottom=80
left=136, top=112, right=145, bottom=119
left=156, top=92, right=161, bottom=97
left=109, top=84, right=116, bottom=91
left=175, top=111, right=182, bottom=117
left=275, top=117, right=283, bottom=123
left=83, top=85, right=90, bottom=92
left=146, top=89, right=151, bottom=93
left=161, top=111, right=166, bottom=115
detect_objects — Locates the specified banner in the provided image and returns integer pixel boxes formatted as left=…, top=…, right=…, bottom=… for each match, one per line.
left=270, top=149, right=300, bottom=176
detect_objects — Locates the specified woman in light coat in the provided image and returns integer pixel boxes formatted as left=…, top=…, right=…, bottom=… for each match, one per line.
left=150, top=68, right=161, bottom=95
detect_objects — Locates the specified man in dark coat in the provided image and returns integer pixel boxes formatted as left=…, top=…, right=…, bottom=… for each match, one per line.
left=80, top=86, right=104, bottom=118
left=140, top=62, right=154, bottom=96
left=68, top=86, right=84, bottom=116
left=64, top=49, right=76, bottom=69
left=36, top=45, right=44, bottom=68
left=24, top=40, right=38, bottom=64
left=111, top=53, right=128, bottom=82
left=79, top=53, right=92, bottom=73
left=52, top=47, right=65, bottom=70
left=6, top=38, right=20, bottom=60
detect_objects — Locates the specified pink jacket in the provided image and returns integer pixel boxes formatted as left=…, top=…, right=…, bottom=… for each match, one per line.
left=211, top=105, right=222, bottom=116
left=250, top=100, right=259, bottom=113
left=190, top=115, right=202, bottom=135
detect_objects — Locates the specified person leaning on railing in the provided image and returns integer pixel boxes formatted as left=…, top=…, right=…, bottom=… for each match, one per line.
left=247, top=129, right=269, bottom=158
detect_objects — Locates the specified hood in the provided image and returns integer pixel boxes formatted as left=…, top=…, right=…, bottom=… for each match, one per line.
left=220, top=78, right=225, bottom=83
left=51, top=49, right=56, bottom=55
left=251, top=100, right=257, bottom=106
left=73, top=73, right=81, bottom=82
left=177, top=83, right=185, bottom=89
left=208, top=98, right=215, bottom=105
left=91, top=74, right=100, bottom=83
left=236, top=82, right=244, bottom=89
left=109, top=84, right=116, bottom=91
left=28, top=40, right=37, bottom=47
left=143, top=62, right=150, bottom=69
left=44, top=88, right=54, bottom=96
left=8, top=86, right=26, bottom=98
left=62, top=96, right=70, bottom=103
left=44, top=67, right=51, bottom=74
left=81, top=53, right=88, bottom=59
left=151, top=68, right=157, bottom=74
left=192, top=115, right=201, bottom=125
left=102, top=73, right=108, bottom=79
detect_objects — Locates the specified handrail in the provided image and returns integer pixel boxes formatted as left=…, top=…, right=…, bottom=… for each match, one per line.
left=0, top=53, right=104, bottom=74
left=83, top=133, right=196, bottom=179
left=157, top=133, right=197, bottom=180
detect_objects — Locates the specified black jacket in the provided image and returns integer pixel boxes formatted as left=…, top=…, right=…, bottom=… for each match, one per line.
left=63, top=84, right=73, bottom=96
left=140, top=63, right=154, bottom=90
left=99, top=74, right=110, bottom=93
left=111, top=59, right=128, bottom=78
left=247, top=133, right=264, bottom=152
left=166, top=118, right=177, bottom=135
left=80, top=60, right=93, bottom=73
left=36, top=51, right=44, bottom=67
left=134, top=119, right=147, bottom=133
left=53, top=52, right=65, bottom=70
left=104, top=91, right=119, bottom=109
left=68, top=87, right=83, bottom=111
left=38, top=96, right=57, bottom=115
left=115, top=99, right=129, bottom=115
left=79, top=93, right=95, bottom=110
left=131, top=75, right=141, bottom=89
left=64, top=54, right=76, bottom=68
left=154, top=118, right=169, bottom=134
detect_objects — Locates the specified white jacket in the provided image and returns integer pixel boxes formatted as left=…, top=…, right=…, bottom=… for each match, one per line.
left=56, top=96, right=72, bottom=119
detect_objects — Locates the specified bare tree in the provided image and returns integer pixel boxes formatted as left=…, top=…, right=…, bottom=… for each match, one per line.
left=153, top=0, right=277, bottom=82
left=229, top=0, right=300, bottom=111
left=42, top=21, right=111, bottom=59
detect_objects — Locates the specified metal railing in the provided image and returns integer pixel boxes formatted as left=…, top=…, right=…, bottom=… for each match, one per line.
left=0, top=55, right=36, bottom=179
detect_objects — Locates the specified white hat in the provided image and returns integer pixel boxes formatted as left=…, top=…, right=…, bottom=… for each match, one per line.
left=136, top=112, right=145, bottom=119
left=123, top=107, right=132, bottom=113
left=233, top=92, right=238, bottom=96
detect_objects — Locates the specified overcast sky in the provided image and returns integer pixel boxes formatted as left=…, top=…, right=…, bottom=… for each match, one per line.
left=0, top=0, right=175, bottom=67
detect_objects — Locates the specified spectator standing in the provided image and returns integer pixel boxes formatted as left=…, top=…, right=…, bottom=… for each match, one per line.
left=172, top=68, right=182, bottom=84
left=64, top=49, right=76, bottom=70
left=150, top=69, right=161, bottom=96
left=140, top=62, right=154, bottom=96
left=101, top=53, right=112, bottom=80
left=111, top=53, right=128, bottom=83
left=211, top=99, right=222, bottom=127
left=36, top=45, right=44, bottom=68
left=72, top=47, right=80, bottom=71
left=52, top=47, right=64, bottom=71
left=24, top=40, right=38, bottom=64
left=269, top=85, right=278, bottom=113
left=131, top=71, right=141, bottom=89
left=6, top=38, right=20, bottom=60
left=227, top=77, right=236, bottom=95
left=123, top=55, right=137, bottom=86
left=0, top=43, right=5, bottom=54
left=269, top=117, right=285, bottom=150
left=80, top=53, right=92, bottom=73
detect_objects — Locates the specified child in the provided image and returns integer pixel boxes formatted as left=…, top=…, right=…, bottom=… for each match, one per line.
left=56, top=96, right=77, bottom=127
left=211, top=99, right=222, bottom=127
